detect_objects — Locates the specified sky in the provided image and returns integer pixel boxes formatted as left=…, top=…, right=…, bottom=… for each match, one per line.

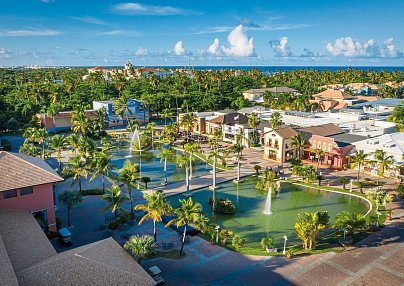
left=0, top=0, right=403, bottom=67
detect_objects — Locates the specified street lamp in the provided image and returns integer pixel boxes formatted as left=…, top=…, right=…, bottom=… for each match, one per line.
left=282, top=235, right=288, bottom=255
left=343, top=228, right=348, bottom=240
left=376, top=211, right=381, bottom=227
left=349, top=179, right=353, bottom=193
left=215, top=225, right=220, bottom=244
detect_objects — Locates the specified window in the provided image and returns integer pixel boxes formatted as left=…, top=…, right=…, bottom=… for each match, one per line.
left=3, top=190, right=17, bottom=199
left=312, top=140, right=316, bottom=147
left=317, top=142, right=322, bottom=148
left=328, top=144, right=333, bottom=152
left=20, top=186, right=33, bottom=196
left=323, top=142, right=327, bottom=150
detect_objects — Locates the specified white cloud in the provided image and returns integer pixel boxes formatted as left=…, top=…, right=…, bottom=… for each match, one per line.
left=325, top=37, right=402, bottom=58
left=96, top=30, right=139, bottom=36
left=208, top=38, right=220, bottom=55
left=300, top=48, right=321, bottom=57
left=269, top=37, right=294, bottom=57
left=71, top=16, right=105, bottom=25
left=111, top=3, right=201, bottom=16
left=0, top=48, right=11, bottom=58
left=0, top=28, right=61, bottom=37
left=221, top=25, right=255, bottom=57
left=174, top=41, right=186, bottom=56
left=135, top=47, right=148, bottom=56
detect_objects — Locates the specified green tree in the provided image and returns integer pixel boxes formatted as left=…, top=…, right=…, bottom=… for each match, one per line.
left=166, top=197, right=203, bottom=255
left=332, top=211, right=366, bottom=236
left=269, top=112, right=282, bottom=129
left=288, top=133, right=306, bottom=159
left=157, top=147, right=174, bottom=185
left=63, top=155, right=89, bottom=193
left=135, top=191, right=172, bottom=242
left=248, top=113, right=261, bottom=145
left=58, top=190, right=82, bottom=227
left=232, top=234, right=246, bottom=251
left=102, top=184, right=129, bottom=227
left=373, top=149, right=393, bottom=177
left=124, top=235, right=156, bottom=263
left=119, top=161, right=140, bottom=219
left=338, top=177, right=350, bottom=190
left=295, top=211, right=329, bottom=250
left=176, top=153, right=191, bottom=195
left=350, top=150, right=370, bottom=181
left=90, top=152, right=115, bottom=193
left=140, top=176, right=151, bottom=189
left=48, top=134, right=68, bottom=171
left=66, top=134, right=80, bottom=154
left=184, top=142, right=198, bottom=180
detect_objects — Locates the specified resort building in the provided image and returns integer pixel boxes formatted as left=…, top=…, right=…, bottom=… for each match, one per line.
left=353, top=132, right=404, bottom=178
left=263, top=126, right=298, bottom=162
left=85, top=66, right=115, bottom=80
left=178, top=110, right=236, bottom=134
left=93, top=99, right=149, bottom=127
left=0, top=151, right=63, bottom=232
left=242, top=86, right=298, bottom=103
left=311, top=89, right=359, bottom=111
left=0, top=208, right=155, bottom=286
left=36, top=110, right=97, bottom=133
left=345, top=82, right=380, bottom=96
left=206, top=112, right=248, bottom=137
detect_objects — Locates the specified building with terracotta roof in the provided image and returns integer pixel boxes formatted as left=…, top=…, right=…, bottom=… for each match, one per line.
left=36, top=110, right=97, bottom=133
left=243, top=86, right=298, bottom=103
left=0, top=208, right=155, bottom=286
left=0, top=151, right=63, bottom=232
left=263, top=126, right=298, bottom=162
left=311, top=89, right=359, bottom=111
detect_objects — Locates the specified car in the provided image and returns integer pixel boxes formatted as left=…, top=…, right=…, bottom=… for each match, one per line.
left=58, top=228, right=72, bottom=245
left=148, top=266, right=165, bottom=285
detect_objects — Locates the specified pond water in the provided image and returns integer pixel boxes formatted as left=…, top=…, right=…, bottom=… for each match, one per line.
left=168, top=176, right=369, bottom=248
left=109, top=142, right=211, bottom=188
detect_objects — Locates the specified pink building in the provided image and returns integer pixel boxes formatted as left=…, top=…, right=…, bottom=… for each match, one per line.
left=303, top=135, right=354, bottom=169
left=0, top=151, right=63, bottom=232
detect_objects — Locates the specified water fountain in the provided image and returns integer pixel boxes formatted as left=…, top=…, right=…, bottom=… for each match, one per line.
left=263, top=187, right=273, bottom=215
left=129, top=129, right=141, bottom=151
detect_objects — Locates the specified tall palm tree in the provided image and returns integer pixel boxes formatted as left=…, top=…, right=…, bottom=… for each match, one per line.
left=263, top=168, right=277, bottom=192
left=161, top=108, right=174, bottom=128
left=177, top=154, right=190, bottom=195
left=288, top=133, right=306, bottom=159
left=166, top=197, right=203, bottom=255
left=35, top=127, right=48, bottom=159
left=269, top=112, right=282, bottom=129
left=113, top=96, right=132, bottom=122
left=66, top=134, right=80, bottom=154
left=156, top=147, right=174, bottom=185
left=119, top=161, right=140, bottom=219
left=208, top=147, right=221, bottom=190
left=180, top=112, right=197, bottom=140
left=184, top=142, right=198, bottom=180
left=102, top=184, right=129, bottom=227
left=135, top=191, right=172, bottom=242
left=90, top=152, right=116, bottom=193
left=48, top=134, right=68, bottom=171
left=350, top=150, right=370, bottom=181
left=58, top=190, right=82, bottom=227
left=63, top=155, right=88, bottom=193
left=373, top=149, right=394, bottom=177
left=248, top=113, right=261, bottom=145
left=314, top=149, right=325, bottom=171
left=231, top=143, right=242, bottom=181
left=71, top=108, right=90, bottom=136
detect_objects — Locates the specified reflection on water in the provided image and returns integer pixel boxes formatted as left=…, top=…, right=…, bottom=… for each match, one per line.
left=109, top=142, right=211, bottom=188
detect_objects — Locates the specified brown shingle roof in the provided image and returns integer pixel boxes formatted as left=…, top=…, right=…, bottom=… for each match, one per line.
left=313, top=89, right=356, bottom=100
left=207, top=113, right=248, bottom=125
left=296, top=123, right=344, bottom=138
left=0, top=152, right=63, bottom=192
left=274, top=126, right=297, bottom=139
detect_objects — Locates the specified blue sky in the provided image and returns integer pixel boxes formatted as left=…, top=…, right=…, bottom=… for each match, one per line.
left=0, top=0, right=403, bottom=66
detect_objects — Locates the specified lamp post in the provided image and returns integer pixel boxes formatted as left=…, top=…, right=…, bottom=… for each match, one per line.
left=376, top=211, right=381, bottom=227
left=349, top=179, right=353, bottom=193
left=343, top=228, right=347, bottom=240
left=282, top=235, right=288, bottom=255
left=215, top=225, right=220, bottom=244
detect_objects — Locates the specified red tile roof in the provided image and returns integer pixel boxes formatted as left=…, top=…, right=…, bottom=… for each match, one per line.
left=0, top=151, right=63, bottom=192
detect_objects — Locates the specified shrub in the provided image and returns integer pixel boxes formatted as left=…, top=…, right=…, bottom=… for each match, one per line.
left=0, top=139, right=12, bottom=151
left=332, top=211, right=366, bottom=236
left=397, top=184, right=404, bottom=199
left=285, top=249, right=294, bottom=258
left=209, top=197, right=236, bottom=214
left=220, top=229, right=234, bottom=245
left=260, top=237, right=274, bottom=250
left=232, top=234, right=245, bottom=251
left=124, top=235, right=156, bottom=262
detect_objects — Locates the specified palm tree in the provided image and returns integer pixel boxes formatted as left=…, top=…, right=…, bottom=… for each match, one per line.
left=263, top=168, right=277, bottom=192
left=161, top=108, right=174, bottom=128
left=269, top=112, right=282, bottom=129
left=102, top=184, right=129, bottom=227
left=124, top=235, right=156, bottom=263
left=58, top=190, right=82, bottom=227
left=314, top=149, right=325, bottom=171
left=177, top=154, right=190, bottom=195
left=184, top=142, right=198, bottom=180
left=231, top=144, right=242, bottom=181
left=208, top=147, right=221, bottom=190
left=71, top=108, right=90, bottom=136
left=288, top=133, right=306, bottom=159
left=90, top=152, right=116, bottom=193
left=48, top=134, right=68, bottom=171
left=180, top=112, right=197, bottom=140
left=373, top=149, right=394, bottom=177
left=166, top=197, right=203, bottom=255
left=114, top=96, right=132, bottom=122
left=63, top=155, right=88, bottom=193
left=135, top=191, right=172, bottom=242
left=350, top=150, right=370, bottom=181
left=119, top=161, right=140, bottom=219
left=66, top=134, right=80, bottom=154
left=157, top=147, right=174, bottom=185
left=141, top=177, right=151, bottom=189
left=35, top=127, right=48, bottom=159
left=248, top=113, right=261, bottom=145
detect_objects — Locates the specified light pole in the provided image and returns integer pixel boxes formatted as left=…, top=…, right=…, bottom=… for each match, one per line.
left=282, top=235, right=288, bottom=255
left=215, top=225, right=220, bottom=244
left=349, top=179, right=353, bottom=193
left=343, top=228, right=347, bottom=240
left=376, top=211, right=381, bottom=227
